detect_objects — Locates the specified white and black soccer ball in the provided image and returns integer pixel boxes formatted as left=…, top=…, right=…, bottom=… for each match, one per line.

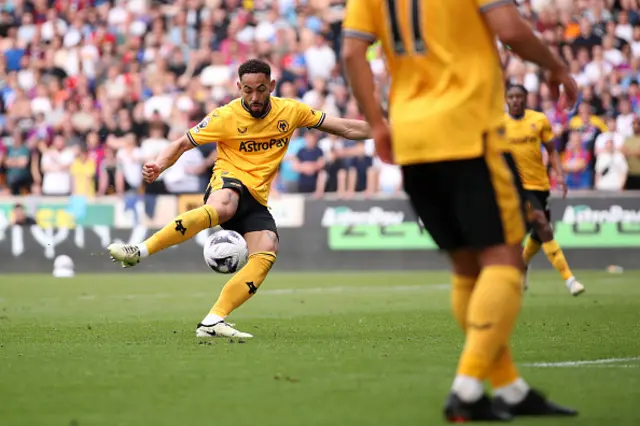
left=203, top=230, right=248, bottom=274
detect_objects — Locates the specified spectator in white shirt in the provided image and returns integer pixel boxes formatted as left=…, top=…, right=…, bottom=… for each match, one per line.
left=595, top=117, right=625, bottom=155
left=616, top=10, right=633, bottom=42
left=116, top=134, right=143, bottom=191
left=41, top=135, right=76, bottom=195
left=140, top=125, right=170, bottom=193
left=616, top=97, right=635, bottom=137
left=585, top=45, right=613, bottom=84
left=595, top=140, right=629, bottom=190
left=304, top=34, right=337, bottom=81
left=163, top=148, right=206, bottom=194
left=144, top=84, right=174, bottom=121
left=603, top=35, right=625, bottom=65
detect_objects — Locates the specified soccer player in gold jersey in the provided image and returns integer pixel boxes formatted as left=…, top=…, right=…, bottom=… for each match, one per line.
left=505, top=84, right=585, bottom=296
left=108, top=59, right=372, bottom=339
left=342, top=0, right=578, bottom=422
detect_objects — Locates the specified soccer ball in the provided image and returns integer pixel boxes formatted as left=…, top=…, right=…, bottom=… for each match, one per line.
left=203, top=230, right=249, bottom=274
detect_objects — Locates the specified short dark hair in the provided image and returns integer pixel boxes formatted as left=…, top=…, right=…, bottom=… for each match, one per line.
left=238, top=59, right=271, bottom=80
left=506, top=83, right=528, bottom=97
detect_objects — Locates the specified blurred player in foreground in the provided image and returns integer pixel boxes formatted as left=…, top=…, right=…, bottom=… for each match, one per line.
left=108, top=59, right=372, bottom=339
left=505, top=84, right=585, bottom=296
left=341, top=0, right=578, bottom=422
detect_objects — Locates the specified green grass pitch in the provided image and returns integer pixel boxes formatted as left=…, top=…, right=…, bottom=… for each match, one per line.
left=1, top=270, right=639, bottom=426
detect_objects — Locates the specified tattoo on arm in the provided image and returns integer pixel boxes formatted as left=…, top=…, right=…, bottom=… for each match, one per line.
left=227, top=190, right=239, bottom=210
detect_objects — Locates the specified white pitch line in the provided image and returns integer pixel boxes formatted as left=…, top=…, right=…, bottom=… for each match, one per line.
left=82, top=284, right=449, bottom=301
left=260, top=284, right=449, bottom=296
left=523, top=357, right=640, bottom=368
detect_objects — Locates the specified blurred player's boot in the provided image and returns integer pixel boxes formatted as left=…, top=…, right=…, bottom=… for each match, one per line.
left=493, top=389, right=578, bottom=417
left=108, top=244, right=141, bottom=268
left=196, top=321, right=253, bottom=340
left=444, top=393, right=512, bottom=422
left=566, top=278, right=585, bottom=296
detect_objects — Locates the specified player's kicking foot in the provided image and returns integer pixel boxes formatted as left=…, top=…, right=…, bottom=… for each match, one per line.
left=108, top=244, right=141, bottom=268
left=566, top=277, right=585, bottom=297
left=493, top=389, right=578, bottom=417
left=444, top=393, right=512, bottom=422
left=196, top=321, right=253, bottom=340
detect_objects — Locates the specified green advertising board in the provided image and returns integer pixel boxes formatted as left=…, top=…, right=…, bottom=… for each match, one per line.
left=328, top=222, right=640, bottom=251
left=0, top=201, right=114, bottom=228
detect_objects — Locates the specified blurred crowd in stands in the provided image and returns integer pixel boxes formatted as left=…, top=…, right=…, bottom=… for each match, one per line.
left=1, top=0, right=639, bottom=202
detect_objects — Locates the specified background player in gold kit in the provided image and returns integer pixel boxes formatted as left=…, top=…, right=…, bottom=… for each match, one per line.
left=342, top=0, right=578, bottom=422
left=505, top=84, right=585, bottom=297
left=108, top=59, right=372, bottom=339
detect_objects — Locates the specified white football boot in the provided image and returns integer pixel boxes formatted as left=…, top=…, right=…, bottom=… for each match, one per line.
left=108, top=244, right=141, bottom=268
left=196, top=321, right=253, bottom=340
left=566, top=278, right=585, bottom=297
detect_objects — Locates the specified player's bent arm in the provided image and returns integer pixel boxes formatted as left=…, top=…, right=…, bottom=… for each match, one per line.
left=480, top=1, right=565, bottom=72
left=341, top=37, right=385, bottom=129
left=156, top=134, right=194, bottom=173
left=316, top=114, right=372, bottom=141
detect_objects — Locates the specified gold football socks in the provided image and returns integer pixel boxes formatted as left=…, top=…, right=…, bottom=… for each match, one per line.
left=522, top=235, right=541, bottom=265
left=542, top=240, right=574, bottom=281
left=142, top=205, right=219, bottom=256
left=452, top=265, right=523, bottom=401
left=209, top=252, right=276, bottom=318
left=451, top=274, right=477, bottom=329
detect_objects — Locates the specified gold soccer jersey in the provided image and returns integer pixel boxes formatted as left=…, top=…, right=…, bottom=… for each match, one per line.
left=505, top=110, right=554, bottom=191
left=342, top=0, right=507, bottom=165
left=186, top=97, right=326, bottom=205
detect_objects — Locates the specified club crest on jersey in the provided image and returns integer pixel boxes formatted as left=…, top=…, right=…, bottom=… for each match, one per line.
left=531, top=124, right=537, bottom=131
left=277, top=120, right=290, bottom=133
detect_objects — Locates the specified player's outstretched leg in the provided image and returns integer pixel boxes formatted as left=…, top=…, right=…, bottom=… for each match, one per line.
left=196, top=230, right=277, bottom=340
left=529, top=210, right=584, bottom=296
left=108, top=205, right=219, bottom=267
left=489, top=346, right=578, bottom=417
left=109, top=189, right=238, bottom=268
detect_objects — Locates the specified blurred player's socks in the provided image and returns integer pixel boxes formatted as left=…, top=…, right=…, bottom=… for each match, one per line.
left=541, top=240, right=575, bottom=283
left=522, top=236, right=541, bottom=265
left=139, top=206, right=219, bottom=257
left=202, top=252, right=276, bottom=324
left=453, top=265, right=523, bottom=402
left=490, top=346, right=529, bottom=404
left=451, top=274, right=476, bottom=329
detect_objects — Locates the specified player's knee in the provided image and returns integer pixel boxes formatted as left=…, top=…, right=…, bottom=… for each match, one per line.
left=245, top=229, right=279, bottom=258
left=207, top=189, right=239, bottom=222
left=449, top=249, right=480, bottom=277
left=479, top=244, right=525, bottom=270
left=260, top=230, right=279, bottom=255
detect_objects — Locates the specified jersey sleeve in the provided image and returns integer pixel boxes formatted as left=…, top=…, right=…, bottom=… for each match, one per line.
left=295, top=101, right=327, bottom=130
left=540, top=117, right=554, bottom=144
left=186, top=109, right=226, bottom=147
left=477, top=0, right=514, bottom=13
left=342, top=0, right=379, bottom=44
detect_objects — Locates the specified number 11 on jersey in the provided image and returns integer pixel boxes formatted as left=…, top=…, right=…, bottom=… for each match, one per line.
left=386, top=0, right=427, bottom=55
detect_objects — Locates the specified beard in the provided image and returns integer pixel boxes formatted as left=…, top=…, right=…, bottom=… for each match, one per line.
left=247, top=97, right=270, bottom=118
